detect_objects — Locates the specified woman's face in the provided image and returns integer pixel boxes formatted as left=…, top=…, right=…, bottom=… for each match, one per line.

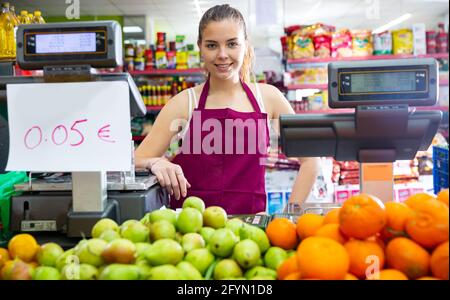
left=199, top=19, right=246, bottom=81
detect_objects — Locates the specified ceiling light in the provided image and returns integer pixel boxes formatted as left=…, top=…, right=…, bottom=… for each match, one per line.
left=123, top=26, right=143, bottom=33
left=372, top=13, right=413, bottom=34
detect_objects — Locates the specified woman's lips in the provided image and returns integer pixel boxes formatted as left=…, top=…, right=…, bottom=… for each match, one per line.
left=215, top=63, right=233, bottom=72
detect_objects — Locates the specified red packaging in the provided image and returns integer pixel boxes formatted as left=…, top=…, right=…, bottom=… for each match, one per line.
left=426, top=31, right=437, bottom=54
left=340, top=170, right=359, bottom=180
left=332, top=29, right=353, bottom=58
left=144, top=49, right=154, bottom=70
left=338, top=161, right=360, bottom=171
left=313, top=34, right=332, bottom=58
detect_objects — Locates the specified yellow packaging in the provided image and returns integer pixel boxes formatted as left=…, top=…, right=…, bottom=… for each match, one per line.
left=392, top=29, right=413, bottom=55
left=176, top=51, right=188, bottom=69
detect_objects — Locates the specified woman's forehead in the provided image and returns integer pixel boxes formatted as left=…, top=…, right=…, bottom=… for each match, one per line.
left=202, top=19, right=245, bottom=41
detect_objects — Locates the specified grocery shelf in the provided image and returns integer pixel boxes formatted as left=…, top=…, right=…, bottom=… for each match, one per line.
left=287, top=53, right=449, bottom=65
left=129, top=68, right=205, bottom=76
left=295, top=106, right=448, bottom=114
left=146, top=105, right=164, bottom=112
left=287, top=84, right=328, bottom=90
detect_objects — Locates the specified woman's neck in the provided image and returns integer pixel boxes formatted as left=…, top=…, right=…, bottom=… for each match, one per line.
left=208, top=74, right=242, bottom=96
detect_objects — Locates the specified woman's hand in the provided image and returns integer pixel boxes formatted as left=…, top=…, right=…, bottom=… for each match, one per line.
left=148, top=158, right=191, bottom=200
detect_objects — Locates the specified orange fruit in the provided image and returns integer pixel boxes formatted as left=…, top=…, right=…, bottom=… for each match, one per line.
left=314, top=223, right=348, bottom=244
left=430, top=241, right=449, bottom=280
left=344, top=239, right=385, bottom=279
left=8, top=233, right=39, bottom=262
left=283, top=271, right=301, bottom=280
left=405, top=198, right=449, bottom=249
left=437, top=189, right=449, bottom=207
left=277, top=254, right=300, bottom=280
left=417, top=276, right=439, bottom=280
left=385, top=237, right=430, bottom=279
left=339, top=194, right=387, bottom=239
left=404, top=193, right=435, bottom=209
left=296, top=213, right=324, bottom=240
left=381, top=202, right=413, bottom=241
left=344, top=273, right=358, bottom=280
left=297, top=236, right=349, bottom=280
left=266, top=218, right=298, bottom=250
left=323, top=208, right=340, bottom=225
left=367, top=269, right=408, bottom=280
left=0, top=247, right=10, bottom=269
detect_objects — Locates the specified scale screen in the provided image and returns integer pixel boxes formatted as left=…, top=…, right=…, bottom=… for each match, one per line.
left=350, top=71, right=417, bottom=93
left=35, top=32, right=97, bottom=54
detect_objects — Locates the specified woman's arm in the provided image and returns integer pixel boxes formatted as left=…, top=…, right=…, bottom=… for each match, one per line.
left=135, top=89, right=192, bottom=200
left=260, top=84, right=321, bottom=207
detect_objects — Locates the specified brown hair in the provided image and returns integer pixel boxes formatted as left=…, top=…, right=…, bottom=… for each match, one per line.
left=198, top=4, right=254, bottom=82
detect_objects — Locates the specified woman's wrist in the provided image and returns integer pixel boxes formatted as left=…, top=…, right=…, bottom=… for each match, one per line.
left=147, top=157, right=166, bottom=171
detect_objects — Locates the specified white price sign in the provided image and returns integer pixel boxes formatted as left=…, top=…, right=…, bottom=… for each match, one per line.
left=6, top=81, right=132, bottom=172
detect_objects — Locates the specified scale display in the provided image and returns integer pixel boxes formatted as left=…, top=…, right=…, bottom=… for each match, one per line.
left=35, top=32, right=97, bottom=54
left=328, top=58, right=438, bottom=107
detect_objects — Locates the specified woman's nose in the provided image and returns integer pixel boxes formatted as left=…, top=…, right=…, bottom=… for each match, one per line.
left=217, top=46, right=228, bottom=59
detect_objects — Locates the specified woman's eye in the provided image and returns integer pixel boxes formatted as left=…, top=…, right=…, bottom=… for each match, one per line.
left=206, top=44, right=217, bottom=49
left=228, top=42, right=238, bottom=47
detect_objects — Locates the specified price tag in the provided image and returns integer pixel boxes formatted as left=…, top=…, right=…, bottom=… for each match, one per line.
left=6, top=81, right=131, bottom=172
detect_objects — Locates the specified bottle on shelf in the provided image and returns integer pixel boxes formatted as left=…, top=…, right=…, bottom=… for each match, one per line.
left=9, top=5, right=19, bottom=24
left=32, top=11, right=46, bottom=24
left=0, top=2, right=19, bottom=60
left=18, top=10, right=32, bottom=24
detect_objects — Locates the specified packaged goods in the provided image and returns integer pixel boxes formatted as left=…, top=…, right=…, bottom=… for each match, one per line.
left=166, top=51, right=176, bottom=69
left=373, top=31, right=392, bottom=55
left=124, top=57, right=134, bottom=72
left=412, top=24, right=427, bottom=55
left=175, top=35, right=186, bottom=50
left=156, top=32, right=166, bottom=51
left=331, top=29, right=353, bottom=57
left=32, top=10, right=45, bottom=24
left=187, top=44, right=200, bottom=68
left=176, top=50, right=188, bottom=69
left=134, top=57, right=145, bottom=71
left=0, top=2, right=19, bottom=59
left=144, top=48, right=155, bottom=70
left=155, top=51, right=168, bottom=69
left=124, top=43, right=135, bottom=58
left=351, top=30, right=373, bottom=56
left=392, top=29, right=413, bottom=55
left=291, top=32, right=314, bottom=59
left=426, top=31, right=437, bottom=54
left=437, top=23, right=448, bottom=53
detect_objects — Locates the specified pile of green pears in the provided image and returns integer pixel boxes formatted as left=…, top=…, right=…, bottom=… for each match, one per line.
left=31, top=197, right=294, bottom=280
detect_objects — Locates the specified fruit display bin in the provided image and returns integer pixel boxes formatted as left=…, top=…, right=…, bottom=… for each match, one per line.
left=433, top=145, right=449, bottom=194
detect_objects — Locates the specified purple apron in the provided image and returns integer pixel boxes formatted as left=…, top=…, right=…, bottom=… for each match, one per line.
left=169, top=79, right=270, bottom=214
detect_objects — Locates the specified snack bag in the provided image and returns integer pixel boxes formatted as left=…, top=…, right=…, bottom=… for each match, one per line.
left=392, top=29, right=413, bottom=55
left=332, top=29, right=353, bottom=57
left=291, top=31, right=314, bottom=59
left=351, top=30, right=373, bottom=56
left=373, top=31, right=392, bottom=55
left=312, top=23, right=334, bottom=58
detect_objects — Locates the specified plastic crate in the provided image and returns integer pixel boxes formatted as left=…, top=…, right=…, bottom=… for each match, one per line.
left=433, top=146, right=449, bottom=194
left=0, top=172, right=28, bottom=245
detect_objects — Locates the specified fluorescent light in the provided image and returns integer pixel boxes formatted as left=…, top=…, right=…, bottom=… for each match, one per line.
left=194, top=0, right=202, bottom=19
left=123, top=26, right=143, bottom=33
left=373, top=13, right=413, bottom=34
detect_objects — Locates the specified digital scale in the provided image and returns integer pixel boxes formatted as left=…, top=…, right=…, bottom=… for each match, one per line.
left=280, top=58, right=442, bottom=203
left=0, top=21, right=168, bottom=246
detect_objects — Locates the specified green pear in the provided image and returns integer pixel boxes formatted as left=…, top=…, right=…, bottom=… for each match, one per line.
left=135, top=242, right=152, bottom=260
left=176, top=261, right=203, bottom=280
left=209, top=228, right=238, bottom=257
left=226, top=218, right=245, bottom=236
left=203, top=206, right=227, bottom=229
left=244, top=266, right=277, bottom=280
left=99, top=264, right=140, bottom=280
left=75, top=238, right=107, bottom=267
left=239, top=224, right=270, bottom=254
left=181, top=233, right=205, bottom=253
left=55, top=248, right=75, bottom=271
left=101, top=238, right=136, bottom=264
left=199, top=227, right=215, bottom=244
left=61, top=263, right=99, bottom=280
left=233, top=239, right=261, bottom=269
left=136, top=264, right=153, bottom=280
left=148, top=209, right=177, bottom=225
left=148, top=265, right=186, bottom=280
left=99, top=229, right=121, bottom=242
left=150, top=220, right=176, bottom=241
left=91, top=218, right=119, bottom=238
left=176, top=208, right=203, bottom=233
left=182, top=196, right=206, bottom=213
left=120, top=220, right=150, bottom=243
left=36, top=243, right=64, bottom=267
left=213, top=259, right=243, bottom=280
left=145, top=239, right=184, bottom=266
left=32, top=266, right=60, bottom=280
left=250, top=275, right=276, bottom=280
left=264, top=247, right=288, bottom=270
left=184, top=248, right=215, bottom=276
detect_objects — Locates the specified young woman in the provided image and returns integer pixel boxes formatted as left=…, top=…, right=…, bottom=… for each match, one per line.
left=135, top=4, right=320, bottom=214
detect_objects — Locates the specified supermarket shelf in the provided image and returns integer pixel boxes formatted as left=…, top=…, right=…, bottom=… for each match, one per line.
left=287, top=84, right=328, bottom=90
left=132, top=135, right=146, bottom=142
left=295, top=106, right=448, bottom=114
left=129, top=68, right=205, bottom=76
left=287, top=53, right=449, bottom=65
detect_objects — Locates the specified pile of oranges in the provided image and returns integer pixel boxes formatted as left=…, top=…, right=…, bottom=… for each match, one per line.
left=265, top=188, right=449, bottom=280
